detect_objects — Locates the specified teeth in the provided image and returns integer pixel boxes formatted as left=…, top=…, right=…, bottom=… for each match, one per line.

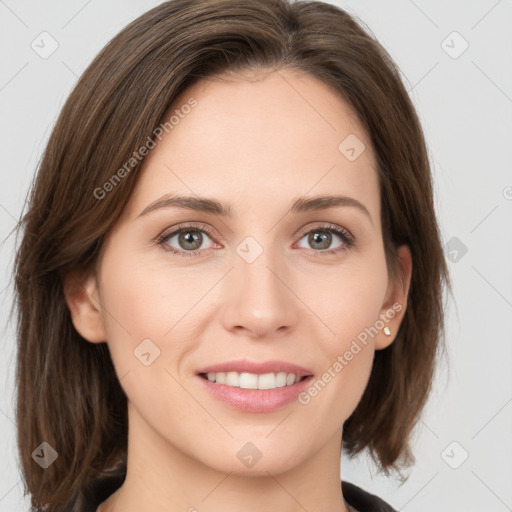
left=205, top=371, right=303, bottom=390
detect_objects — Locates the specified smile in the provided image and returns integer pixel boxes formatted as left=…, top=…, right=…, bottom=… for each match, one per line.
left=199, top=371, right=307, bottom=390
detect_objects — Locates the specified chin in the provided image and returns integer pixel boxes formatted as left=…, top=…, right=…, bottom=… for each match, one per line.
left=195, top=438, right=309, bottom=476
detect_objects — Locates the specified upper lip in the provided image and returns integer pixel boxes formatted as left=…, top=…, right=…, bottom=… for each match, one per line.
left=196, top=359, right=313, bottom=377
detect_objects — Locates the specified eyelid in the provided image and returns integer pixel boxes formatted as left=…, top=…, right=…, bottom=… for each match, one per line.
left=294, top=222, right=354, bottom=243
left=158, top=221, right=217, bottom=237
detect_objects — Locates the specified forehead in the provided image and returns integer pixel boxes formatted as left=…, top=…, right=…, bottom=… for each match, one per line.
left=122, top=68, right=380, bottom=223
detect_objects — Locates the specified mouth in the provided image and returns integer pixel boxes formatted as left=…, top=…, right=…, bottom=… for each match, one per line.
left=195, top=359, right=314, bottom=412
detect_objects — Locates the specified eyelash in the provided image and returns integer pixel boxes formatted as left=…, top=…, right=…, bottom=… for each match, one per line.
left=155, top=222, right=355, bottom=258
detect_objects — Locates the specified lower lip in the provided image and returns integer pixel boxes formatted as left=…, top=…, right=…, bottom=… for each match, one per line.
left=196, top=375, right=313, bottom=413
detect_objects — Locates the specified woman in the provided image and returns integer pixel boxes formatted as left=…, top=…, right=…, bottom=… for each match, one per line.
left=13, top=0, right=450, bottom=511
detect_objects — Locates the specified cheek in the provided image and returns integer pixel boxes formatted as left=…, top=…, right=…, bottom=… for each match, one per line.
left=99, top=243, right=199, bottom=336
left=301, top=253, right=389, bottom=351
left=96, top=248, right=190, bottom=375
left=293, top=253, right=388, bottom=416
left=96, top=254, right=201, bottom=428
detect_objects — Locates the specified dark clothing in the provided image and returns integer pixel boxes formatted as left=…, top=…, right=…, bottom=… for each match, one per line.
left=69, top=471, right=396, bottom=511
left=343, top=480, right=397, bottom=511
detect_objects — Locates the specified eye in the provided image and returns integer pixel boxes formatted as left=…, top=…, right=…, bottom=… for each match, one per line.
left=156, top=222, right=355, bottom=258
left=156, top=223, right=216, bottom=257
left=295, top=224, right=354, bottom=255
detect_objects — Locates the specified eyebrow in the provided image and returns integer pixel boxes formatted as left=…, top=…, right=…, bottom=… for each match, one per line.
left=138, top=193, right=373, bottom=225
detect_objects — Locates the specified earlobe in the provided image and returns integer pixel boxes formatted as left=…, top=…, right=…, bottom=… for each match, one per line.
left=62, top=267, right=107, bottom=343
left=375, top=244, right=412, bottom=350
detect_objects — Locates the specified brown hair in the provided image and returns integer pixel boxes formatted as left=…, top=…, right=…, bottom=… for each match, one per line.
left=12, top=0, right=451, bottom=509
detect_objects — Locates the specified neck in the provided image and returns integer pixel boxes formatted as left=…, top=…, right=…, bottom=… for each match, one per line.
left=99, top=402, right=353, bottom=512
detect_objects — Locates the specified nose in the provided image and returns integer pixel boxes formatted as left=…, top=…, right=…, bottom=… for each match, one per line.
left=220, top=244, right=300, bottom=339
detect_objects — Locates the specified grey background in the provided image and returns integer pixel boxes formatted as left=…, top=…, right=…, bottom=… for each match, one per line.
left=1, top=0, right=511, bottom=510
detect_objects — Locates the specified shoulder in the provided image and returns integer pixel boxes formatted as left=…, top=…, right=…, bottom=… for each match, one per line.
left=342, top=480, right=397, bottom=512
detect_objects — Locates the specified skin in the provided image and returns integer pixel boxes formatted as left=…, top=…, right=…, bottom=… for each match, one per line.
left=65, top=67, right=412, bottom=512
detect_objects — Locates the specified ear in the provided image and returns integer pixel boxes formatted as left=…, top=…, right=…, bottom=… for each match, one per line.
left=62, top=267, right=107, bottom=343
left=375, top=245, right=412, bottom=350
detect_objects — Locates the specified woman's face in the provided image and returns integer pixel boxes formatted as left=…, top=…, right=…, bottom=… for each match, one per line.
left=70, top=68, right=410, bottom=475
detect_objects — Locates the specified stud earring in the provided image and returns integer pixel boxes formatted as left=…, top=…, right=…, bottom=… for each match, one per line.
left=383, top=326, right=391, bottom=336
